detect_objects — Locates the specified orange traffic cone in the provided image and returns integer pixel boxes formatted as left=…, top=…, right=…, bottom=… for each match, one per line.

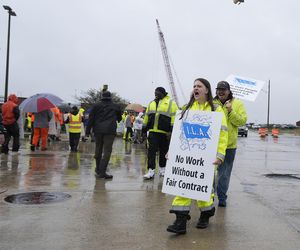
left=272, top=128, right=279, bottom=138
left=259, top=127, right=268, bottom=137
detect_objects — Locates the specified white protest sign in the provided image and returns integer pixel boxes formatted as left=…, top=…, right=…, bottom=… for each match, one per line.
left=162, top=110, right=222, bottom=201
left=225, top=74, right=265, bottom=102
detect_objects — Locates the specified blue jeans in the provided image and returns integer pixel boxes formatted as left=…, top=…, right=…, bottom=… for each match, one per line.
left=217, top=148, right=236, bottom=203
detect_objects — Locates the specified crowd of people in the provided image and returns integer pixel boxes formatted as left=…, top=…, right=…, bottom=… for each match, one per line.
left=0, top=98, right=88, bottom=154
left=0, top=79, right=247, bottom=235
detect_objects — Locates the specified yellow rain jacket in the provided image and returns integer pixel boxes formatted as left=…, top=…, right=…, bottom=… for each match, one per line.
left=213, top=98, right=247, bottom=149
left=171, top=101, right=228, bottom=211
left=143, top=95, right=178, bottom=134
left=186, top=101, right=228, bottom=162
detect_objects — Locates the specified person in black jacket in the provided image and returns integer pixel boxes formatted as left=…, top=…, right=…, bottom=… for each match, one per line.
left=86, top=91, right=122, bottom=179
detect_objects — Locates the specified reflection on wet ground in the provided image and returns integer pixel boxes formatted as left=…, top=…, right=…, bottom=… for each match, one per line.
left=235, top=131, right=300, bottom=232
left=0, top=138, right=151, bottom=193
left=0, top=133, right=300, bottom=249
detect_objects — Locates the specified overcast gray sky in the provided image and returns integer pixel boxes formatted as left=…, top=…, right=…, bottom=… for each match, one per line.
left=0, top=0, right=299, bottom=124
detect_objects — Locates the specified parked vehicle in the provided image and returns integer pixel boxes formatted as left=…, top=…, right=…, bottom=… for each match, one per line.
left=252, top=124, right=261, bottom=129
left=238, top=126, right=248, bottom=137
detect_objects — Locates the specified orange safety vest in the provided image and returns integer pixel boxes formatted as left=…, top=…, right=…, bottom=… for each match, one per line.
left=68, top=114, right=82, bottom=133
left=51, top=107, right=60, bottom=123
left=58, top=111, right=64, bottom=125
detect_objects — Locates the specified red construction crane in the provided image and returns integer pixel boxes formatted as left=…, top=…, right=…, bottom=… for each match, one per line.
left=156, top=19, right=179, bottom=106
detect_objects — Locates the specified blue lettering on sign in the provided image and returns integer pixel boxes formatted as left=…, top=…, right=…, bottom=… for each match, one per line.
left=235, top=77, right=256, bottom=86
left=182, top=122, right=210, bottom=139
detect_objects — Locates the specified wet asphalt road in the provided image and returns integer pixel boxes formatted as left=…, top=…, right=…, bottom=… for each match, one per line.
left=234, top=131, right=300, bottom=232
left=0, top=131, right=299, bottom=249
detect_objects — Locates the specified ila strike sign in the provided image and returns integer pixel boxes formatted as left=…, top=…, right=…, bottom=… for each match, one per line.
left=162, top=110, right=222, bottom=201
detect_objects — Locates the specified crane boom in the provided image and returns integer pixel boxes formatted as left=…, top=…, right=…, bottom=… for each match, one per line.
left=156, top=19, right=179, bottom=106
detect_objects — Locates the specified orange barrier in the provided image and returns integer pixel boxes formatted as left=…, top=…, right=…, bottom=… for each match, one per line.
left=258, top=127, right=268, bottom=137
left=272, top=128, right=279, bottom=138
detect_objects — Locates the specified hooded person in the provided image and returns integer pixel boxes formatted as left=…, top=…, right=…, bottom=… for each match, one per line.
left=79, top=107, right=86, bottom=142
left=133, top=111, right=144, bottom=144
left=86, top=91, right=122, bottom=179
left=48, top=107, right=58, bottom=141
left=1, top=94, right=20, bottom=154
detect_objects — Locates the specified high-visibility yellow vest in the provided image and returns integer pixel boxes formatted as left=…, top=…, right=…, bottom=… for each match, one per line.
left=122, top=113, right=127, bottom=122
left=69, top=114, right=82, bottom=133
left=143, top=95, right=178, bottom=134
left=27, top=116, right=32, bottom=129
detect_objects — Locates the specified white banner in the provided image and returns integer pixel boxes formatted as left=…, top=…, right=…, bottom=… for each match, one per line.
left=162, top=110, right=222, bottom=201
left=225, top=74, right=265, bottom=102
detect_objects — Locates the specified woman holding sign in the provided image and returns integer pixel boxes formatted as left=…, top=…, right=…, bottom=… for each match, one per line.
left=167, top=78, right=228, bottom=234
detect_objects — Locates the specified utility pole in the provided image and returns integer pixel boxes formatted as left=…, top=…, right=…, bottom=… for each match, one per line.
left=3, top=5, right=17, bottom=102
left=267, top=80, right=270, bottom=128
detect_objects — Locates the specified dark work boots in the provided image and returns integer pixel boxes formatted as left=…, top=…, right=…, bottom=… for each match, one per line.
left=95, top=158, right=113, bottom=179
left=96, top=173, right=113, bottom=179
left=167, top=210, right=191, bottom=234
left=196, top=207, right=215, bottom=229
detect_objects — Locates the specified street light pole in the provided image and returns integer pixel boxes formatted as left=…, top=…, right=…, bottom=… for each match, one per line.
left=267, top=80, right=270, bottom=128
left=3, top=5, right=17, bottom=102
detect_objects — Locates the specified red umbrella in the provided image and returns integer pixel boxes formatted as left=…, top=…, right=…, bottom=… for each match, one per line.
left=19, top=93, right=63, bottom=113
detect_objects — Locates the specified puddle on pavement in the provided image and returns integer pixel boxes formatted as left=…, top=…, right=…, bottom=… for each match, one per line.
left=264, top=174, right=300, bottom=180
left=25, top=154, right=56, bottom=157
left=4, top=192, right=71, bottom=204
left=0, top=189, right=8, bottom=194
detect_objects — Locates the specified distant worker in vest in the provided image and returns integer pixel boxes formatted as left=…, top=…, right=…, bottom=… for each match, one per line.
left=86, top=91, right=122, bottom=179
left=122, top=111, right=127, bottom=140
left=142, top=87, right=178, bottom=179
left=1, top=94, right=20, bottom=154
left=124, top=112, right=134, bottom=141
left=26, top=113, right=32, bottom=131
left=213, top=81, right=247, bottom=207
left=52, top=106, right=62, bottom=141
left=65, top=106, right=83, bottom=152
left=31, top=109, right=53, bottom=151
left=27, top=112, right=35, bottom=146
